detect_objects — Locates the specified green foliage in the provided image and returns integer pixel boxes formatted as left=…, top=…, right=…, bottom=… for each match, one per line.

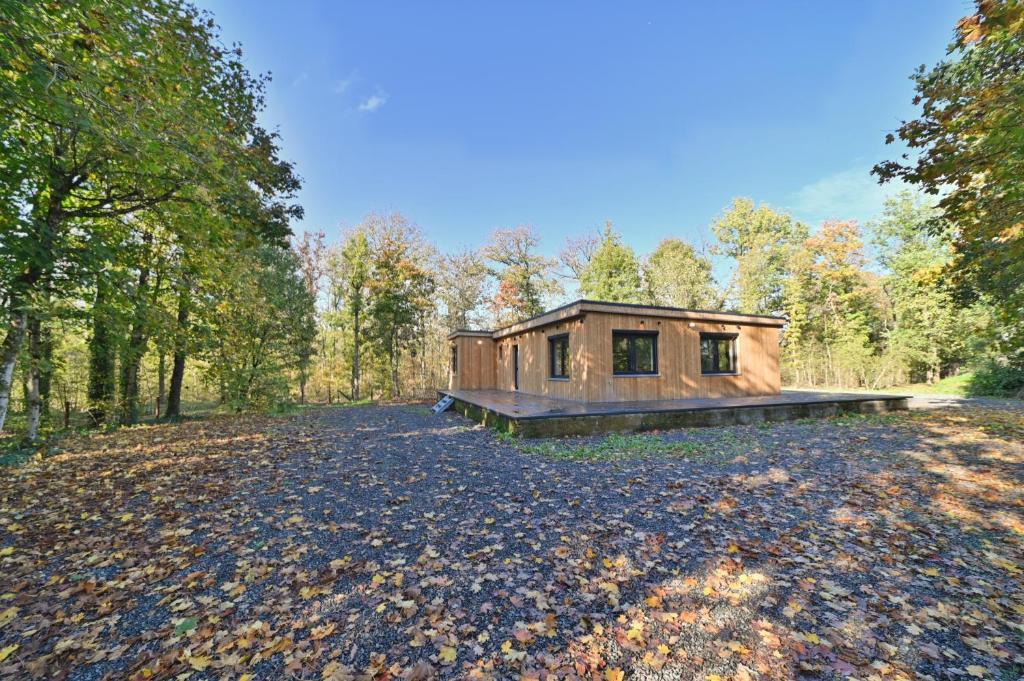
left=966, top=361, right=1024, bottom=398
left=362, top=214, right=436, bottom=398
left=874, top=2, right=1024, bottom=369
left=782, top=220, right=885, bottom=386
left=712, top=198, right=808, bottom=315
left=644, top=238, right=717, bottom=309
left=577, top=225, right=646, bottom=303
left=870, top=193, right=976, bottom=384
left=203, top=246, right=316, bottom=411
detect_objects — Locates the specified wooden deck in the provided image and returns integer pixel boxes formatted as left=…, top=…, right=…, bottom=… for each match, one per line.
left=440, top=388, right=910, bottom=436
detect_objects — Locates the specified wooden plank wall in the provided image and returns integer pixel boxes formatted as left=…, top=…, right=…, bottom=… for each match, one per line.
left=579, top=312, right=780, bottom=401
left=494, top=318, right=584, bottom=399
left=449, top=336, right=496, bottom=390
left=486, top=312, right=779, bottom=402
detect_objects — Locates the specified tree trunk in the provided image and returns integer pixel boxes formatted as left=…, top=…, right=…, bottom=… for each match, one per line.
left=87, top=281, right=116, bottom=427
left=166, top=286, right=190, bottom=420
left=328, top=334, right=336, bottom=404
left=0, top=305, right=28, bottom=433
left=119, top=239, right=154, bottom=425
left=156, top=351, right=166, bottom=418
left=390, top=332, right=400, bottom=399
left=39, top=322, right=53, bottom=424
left=2, top=150, right=70, bottom=432
left=351, top=307, right=361, bottom=401
left=25, top=313, right=43, bottom=441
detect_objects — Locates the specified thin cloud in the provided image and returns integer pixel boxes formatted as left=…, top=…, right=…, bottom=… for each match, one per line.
left=358, top=92, right=388, bottom=112
left=332, top=77, right=354, bottom=95
left=788, top=165, right=909, bottom=225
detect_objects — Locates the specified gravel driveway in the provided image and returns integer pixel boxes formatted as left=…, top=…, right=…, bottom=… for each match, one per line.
left=0, top=404, right=1021, bottom=680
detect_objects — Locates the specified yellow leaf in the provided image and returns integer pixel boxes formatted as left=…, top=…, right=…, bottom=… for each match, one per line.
left=239, top=675, right=254, bottom=681
left=605, top=669, right=625, bottom=681
left=727, top=543, right=740, bottom=554
left=805, top=633, right=821, bottom=644
left=0, top=644, right=18, bottom=663
left=0, top=606, right=17, bottom=628
left=310, top=622, right=336, bottom=640
left=188, top=655, right=212, bottom=671
left=0, top=547, right=14, bottom=556
left=966, top=666, right=987, bottom=678
left=657, top=643, right=670, bottom=654
left=439, top=645, right=457, bottom=663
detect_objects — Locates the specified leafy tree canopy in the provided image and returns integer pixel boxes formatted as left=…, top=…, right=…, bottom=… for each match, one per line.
left=578, top=224, right=645, bottom=304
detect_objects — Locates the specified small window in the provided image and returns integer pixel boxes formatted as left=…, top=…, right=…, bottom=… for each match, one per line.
left=450, top=345, right=458, bottom=373
left=612, top=331, right=658, bottom=375
left=549, top=333, right=570, bottom=378
left=700, top=333, right=738, bottom=375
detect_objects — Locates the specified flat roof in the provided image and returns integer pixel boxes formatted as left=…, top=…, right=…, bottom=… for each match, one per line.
left=448, top=299, right=787, bottom=340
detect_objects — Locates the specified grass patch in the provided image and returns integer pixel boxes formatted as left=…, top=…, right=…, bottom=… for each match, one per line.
left=796, top=412, right=908, bottom=428
left=521, top=433, right=704, bottom=461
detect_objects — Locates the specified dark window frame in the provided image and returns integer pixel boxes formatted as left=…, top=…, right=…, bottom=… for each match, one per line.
left=612, top=330, right=659, bottom=375
left=700, top=332, right=739, bottom=375
left=450, top=345, right=458, bottom=374
left=548, top=333, right=570, bottom=379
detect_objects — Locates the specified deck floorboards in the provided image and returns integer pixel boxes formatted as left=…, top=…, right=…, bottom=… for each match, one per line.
left=441, top=388, right=910, bottom=420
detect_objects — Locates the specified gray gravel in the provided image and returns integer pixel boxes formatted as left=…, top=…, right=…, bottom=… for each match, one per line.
left=3, top=403, right=1021, bottom=680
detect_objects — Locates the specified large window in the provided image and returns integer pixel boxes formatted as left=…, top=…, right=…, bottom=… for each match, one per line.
left=612, top=331, right=658, bottom=375
left=549, top=333, right=569, bottom=379
left=700, top=333, right=738, bottom=375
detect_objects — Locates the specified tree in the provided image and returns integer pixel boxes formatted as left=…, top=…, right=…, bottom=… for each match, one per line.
left=483, top=227, right=560, bottom=324
left=559, top=228, right=602, bottom=281
left=644, top=238, right=717, bottom=309
left=203, top=246, right=315, bottom=410
left=577, top=224, right=645, bottom=303
left=871, top=193, right=975, bottom=384
left=712, top=198, right=808, bottom=315
left=780, top=220, right=885, bottom=387
left=0, top=0, right=296, bottom=436
left=438, top=249, right=490, bottom=331
left=873, top=1, right=1024, bottom=368
left=329, top=229, right=371, bottom=401
left=293, top=230, right=326, bottom=404
left=362, top=213, right=435, bottom=399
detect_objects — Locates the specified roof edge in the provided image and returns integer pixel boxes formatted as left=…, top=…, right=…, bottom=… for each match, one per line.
left=448, top=299, right=787, bottom=341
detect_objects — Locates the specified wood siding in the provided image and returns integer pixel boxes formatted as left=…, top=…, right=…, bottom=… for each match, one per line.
left=449, top=336, right=496, bottom=390
left=451, top=309, right=781, bottom=402
left=578, top=312, right=779, bottom=401
left=492, top=318, right=583, bottom=399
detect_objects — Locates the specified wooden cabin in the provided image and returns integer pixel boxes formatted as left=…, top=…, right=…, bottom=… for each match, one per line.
left=448, top=299, right=786, bottom=402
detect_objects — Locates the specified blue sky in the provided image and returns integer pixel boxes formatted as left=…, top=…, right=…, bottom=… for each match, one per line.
left=200, top=1, right=965, bottom=259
